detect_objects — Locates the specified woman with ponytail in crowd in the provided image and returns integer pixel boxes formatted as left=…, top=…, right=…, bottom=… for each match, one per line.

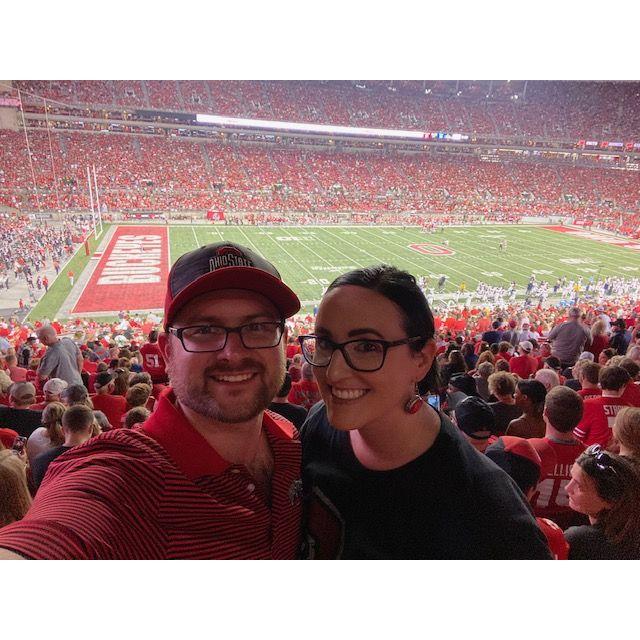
left=565, top=445, right=640, bottom=559
left=299, top=265, right=551, bottom=559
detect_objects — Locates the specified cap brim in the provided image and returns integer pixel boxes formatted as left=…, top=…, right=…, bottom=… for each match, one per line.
left=165, top=267, right=301, bottom=327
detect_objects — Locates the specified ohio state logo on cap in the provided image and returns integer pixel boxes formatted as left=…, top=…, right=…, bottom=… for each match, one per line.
left=209, top=246, right=254, bottom=271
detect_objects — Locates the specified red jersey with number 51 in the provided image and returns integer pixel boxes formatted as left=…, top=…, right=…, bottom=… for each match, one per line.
left=140, top=342, right=167, bottom=380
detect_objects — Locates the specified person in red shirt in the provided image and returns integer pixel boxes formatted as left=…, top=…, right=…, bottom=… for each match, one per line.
left=30, top=378, right=68, bottom=411
left=0, top=241, right=302, bottom=559
left=509, top=341, right=538, bottom=379
left=574, top=366, right=633, bottom=447
left=288, top=362, right=322, bottom=410
left=529, top=386, right=586, bottom=529
left=139, top=330, right=167, bottom=384
left=6, top=355, right=28, bottom=382
left=576, top=361, right=602, bottom=399
left=495, top=341, right=512, bottom=364
left=485, top=436, right=569, bottom=559
left=617, top=358, right=640, bottom=407
left=90, top=371, right=128, bottom=429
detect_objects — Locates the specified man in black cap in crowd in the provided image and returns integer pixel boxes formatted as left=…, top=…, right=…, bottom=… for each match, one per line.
left=453, top=396, right=497, bottom=453
left=0, top=242, right=303, bottom=560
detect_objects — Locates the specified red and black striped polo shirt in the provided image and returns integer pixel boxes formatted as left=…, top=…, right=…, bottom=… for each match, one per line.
left=0, top=390, right=302, bottom=559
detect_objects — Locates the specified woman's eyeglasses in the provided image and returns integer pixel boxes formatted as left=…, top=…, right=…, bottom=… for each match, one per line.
left=298, top=335, right=424, bottom=372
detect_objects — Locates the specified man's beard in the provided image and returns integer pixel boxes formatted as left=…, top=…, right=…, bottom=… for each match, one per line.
left=167, top=357, right=285, bottom=424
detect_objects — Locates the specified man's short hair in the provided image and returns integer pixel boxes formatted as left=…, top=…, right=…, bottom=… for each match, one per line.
left=124, top=407, right=150, bottom=429
left=599, top=366, right=631, bottom=392
left=534, top=368, right=560, bottom=391
left=477, top=362, right=495, bottom=378
left=126, top=383, right=151, bottom=407
left=130, top=372, right=153, bottom=386
left=488, top=371, right=516, bottom=397
left=62, top=405, right=95, bottom=432
left=580, top=362, right=601, bottom=385
left=62, top=384, right=90, bottom=405
left=618, top=358, right=640, bottom=381
left=517, top=379, right=547, bottom=406
left=544, top=386, right=584, bottom=433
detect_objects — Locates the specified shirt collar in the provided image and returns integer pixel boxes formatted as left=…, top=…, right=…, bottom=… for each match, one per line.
left=140, top=388, right=294, bottom=481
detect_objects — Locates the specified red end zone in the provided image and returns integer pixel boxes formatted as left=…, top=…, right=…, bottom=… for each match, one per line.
left=73, top=226, right=169, bottom=313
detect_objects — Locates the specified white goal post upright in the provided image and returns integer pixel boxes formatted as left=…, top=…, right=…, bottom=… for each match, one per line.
left=87, top=165, right=97, bottom=239
left=92, top=165, right=103, bottom=237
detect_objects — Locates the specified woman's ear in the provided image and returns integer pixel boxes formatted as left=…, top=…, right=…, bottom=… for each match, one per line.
left=414, top=338, right=437, bottom=381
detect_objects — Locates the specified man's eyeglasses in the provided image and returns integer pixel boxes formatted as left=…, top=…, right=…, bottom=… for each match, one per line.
left=585, top=444, right=619, bottom=477
left=298, top=335, right=425, bottom=373
left=168, top=322, right=285, bottom=353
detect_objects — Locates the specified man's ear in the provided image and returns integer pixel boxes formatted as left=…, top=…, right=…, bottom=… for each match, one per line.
left=158, top=332, right=170, bottom=359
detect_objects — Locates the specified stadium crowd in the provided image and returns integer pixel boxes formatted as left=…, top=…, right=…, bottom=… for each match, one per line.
left=0, top=263, right=639, bottom=558
left=12, top=80, right=640, bottom=140
left=1, top=130, right=638, bottom=224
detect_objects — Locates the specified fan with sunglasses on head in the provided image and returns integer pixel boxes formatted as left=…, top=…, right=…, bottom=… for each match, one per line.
left=564, top=444, right=640, bottom=559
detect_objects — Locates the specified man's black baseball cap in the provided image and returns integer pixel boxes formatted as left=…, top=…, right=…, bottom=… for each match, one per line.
left=164, top=242, right=300, bottom=328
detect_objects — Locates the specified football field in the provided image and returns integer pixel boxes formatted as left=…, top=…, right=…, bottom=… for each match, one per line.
left=29, top=223, right=640, bottom=320
left=168, top=224, right=640, bottom=311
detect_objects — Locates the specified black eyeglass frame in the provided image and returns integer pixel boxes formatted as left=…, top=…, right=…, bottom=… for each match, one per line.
left=167, top=321, right=285, bottom=353
left=298, top=334, right=425, bottom=373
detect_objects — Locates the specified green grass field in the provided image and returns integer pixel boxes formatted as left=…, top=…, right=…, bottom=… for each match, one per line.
left=29, top=224, right=640, bottom=319
left=168, top=224, right=640, bottom=312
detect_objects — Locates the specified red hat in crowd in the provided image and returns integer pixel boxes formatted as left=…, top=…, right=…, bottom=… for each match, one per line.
left=163, top=242, right=300, bottom=328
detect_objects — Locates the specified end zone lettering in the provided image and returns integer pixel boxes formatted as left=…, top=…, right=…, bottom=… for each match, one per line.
left=408, top=243, right=455, bottom=256
left=97, top=234, right=163, bottom=285
left=72, top=226, right=169, bottom=314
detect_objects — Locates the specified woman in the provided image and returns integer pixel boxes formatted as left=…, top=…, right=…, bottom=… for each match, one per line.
left=460, top=342, right=478, bottom=371
left=439, top=349, right=467, bottom=388
left=612, top=407, right=640, bottom=459
left=0, top=448, right=32, bottom=528
left=588, top=320, right=609, bottom=361
left=299, top=265, right=551, bottom=559
left=564, top=445, right=640, bottom=559
left=598, top=347, right=616, bottom=366
left=26, top=401, right=65, bottom=462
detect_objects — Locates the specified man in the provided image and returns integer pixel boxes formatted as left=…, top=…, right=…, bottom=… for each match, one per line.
left=5, top=354, right=27, bottom=382
left=506, top=379, right=547, bottom=439
left=0, top=382, right=43, bottom=438
left=518, top=320, right=539, bottom=344
left=36, top=325, right=84, bottom=387
left=485, top=437, right=569, bottom=559
left=446, top=373, right=477, bottom=412
left=509, top=341, right=538, bottom=380
left=90, top=371, right=128, bottom=429
left=610, top=318, right=631, bottom=356
left=618, top=357, right=640, bottom=407
left=30, top=404, right=95, bottom=492
left=546, top=307, right=591, bottom=369
left=529, top=386, right=586, bottom=530
left=574, top=366, right=632, bottom=447
left=18, top=336, right=38, bottom=368
left=576, top=361, right=602, bottom=399
left=0, top=242, right=302, bottom=559
left=453, top=396, right=497, bottom=453
left=534, top=368, right=560, bottom=392
left=139, top=330, right=168, bottom=384
left=269, top=373, right=308, bottom=430
left=481, top=320, right=502, bottom=346
left=288, top=362, right=321, bottom=411
left=31, top=378, right=68, bottom=410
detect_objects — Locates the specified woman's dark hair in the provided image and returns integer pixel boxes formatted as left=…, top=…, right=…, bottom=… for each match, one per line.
left=577, top=451, right=640, bottom=548
left=327, top=265, right=438, bottom=393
